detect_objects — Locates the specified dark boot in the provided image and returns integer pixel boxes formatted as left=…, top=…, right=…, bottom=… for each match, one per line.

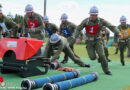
left=115, top=48, right=118, bottom=54
left=106, top=58, right=111, bottom=62
left=61, top=59, right=68, bottom=64
left=97, top=58, right=101, bottom=63
left=85, top=64, right=90, bottom=68
left=121, top=60, right=125, bottom=66
left=127, top=55, right=130, bottom=58
left=105, top=71, right=112, bottom=75
left=61, top=53, right=69, bottom=64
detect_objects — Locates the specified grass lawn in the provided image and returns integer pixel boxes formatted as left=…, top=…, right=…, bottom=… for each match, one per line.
left=74, top=43, right=130, bottom=62
left=0, top=42, right=130, bottom=90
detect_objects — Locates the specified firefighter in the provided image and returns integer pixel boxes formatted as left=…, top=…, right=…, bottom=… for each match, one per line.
left=59, top=13, right=76, bottom=64
left=43, top=33, right=90, bottom=67
left=23, top=4, right=45, bottom=40
left=43, top=15, right=58, bottom=37
left=100, top=26, right=111, bottom=62
left=0, top=8, right=18, bottom=38
left=23, top=4, right=45, bottom=56
left=118, top=16, right=130, bottom=66
left=75, top=6, right=120, bottom=75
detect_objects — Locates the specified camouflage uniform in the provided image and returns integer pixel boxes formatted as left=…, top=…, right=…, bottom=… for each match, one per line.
left=23, top=13, right=45, bottom=40
left=101, top=28, right=111, bottom=62
left=0, top=15, right=18, bottom=38
left=115, top=46, right=119, bottom=54
left=118, top=24, right=130, bottom=65
left=45, top=23, right=58, bottom=37
left=13, top=14, right=24, bottom=37
left=127, top=50, right=130, bottom=57
left=75, top=17, right=120, bottom=73
left=76, top=31, right=83, bottom=44
left=43, top=36, right=87, bottom=67
left=23, top=13, right=45, bottom=56
left=59, top=21, right=76, bottom=63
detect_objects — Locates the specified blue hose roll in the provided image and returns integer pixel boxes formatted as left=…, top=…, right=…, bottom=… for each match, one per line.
left=21, top=70, right=80, bottom=90
left=43, top=72, right=99, bottom=90
left=107, top=39, right=114, bottom=48
left=34, top=70, right=79, bottom=88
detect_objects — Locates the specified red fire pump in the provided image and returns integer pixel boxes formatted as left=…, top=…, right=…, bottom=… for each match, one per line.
left=0, top=37, right=50, bottom=77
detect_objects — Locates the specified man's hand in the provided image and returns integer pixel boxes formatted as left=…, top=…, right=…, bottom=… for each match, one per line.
left=30, top=28, right=35, bottom=32
left=57, top=32, right=60, bottom=35
left=119, top=33, right=123, bottom=39
left=1, top=29, right=5, bottom=34
left=10, top=35, right=14, bottom=37
left=76, top=38, right=80, bottom=44
left=22, top=33, right=25, bottom=37
left=106, top=41, right=109, bottom=45
left=115, top=42, right=118, bottom=48
left=17, top=24, right=21, bottom=29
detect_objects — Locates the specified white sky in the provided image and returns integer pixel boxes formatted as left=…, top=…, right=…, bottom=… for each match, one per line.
left=1, top=0, right=130, bottom=36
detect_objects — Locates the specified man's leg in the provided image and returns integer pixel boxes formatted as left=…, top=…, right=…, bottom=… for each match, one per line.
left=115, top=47, right=119, bottom=54
left=64, top=46, right=90, bottom=67
left=127, top=50, right=130, bottom=57
left=61, top=52, right=69, bottom=64
left=119, top=42, right=126, bottom=66
left=104, top=47, right=111, bottom=62
left=127, top=40, right=130, bottom=57
left=61, top=38, right=75, bottom=64
left=86, top=42, right=97, bottom=60
left=95, top=40, right=111, bottom=75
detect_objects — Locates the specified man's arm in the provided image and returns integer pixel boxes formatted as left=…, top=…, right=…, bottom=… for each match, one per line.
left=6, top=17, right=18, bottom=37
left=59, top=24, right=63, bottom=35
left=106, top=29, right=110, bottom=41
left=23, top=16, right=29, bottom=34
left=69, top=22, right=76, bottom=38
left=102, top=19, right=120, bottom=43
left=51, top=42, right=64, bottom=61
left=51, top=23, right=59, bottom=33
left=75, top=19, right=87, bottom=39
left=34, top=16, right=45, bottom=33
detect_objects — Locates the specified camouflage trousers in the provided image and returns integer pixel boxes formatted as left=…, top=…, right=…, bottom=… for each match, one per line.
left=118, top=38, right=130, bottom=64
left=86, top=39, right=109, bottom=73
left=102, top=40, right=109, bottom=58
left=63, top=37, right=76, bottom=61
left=63, top=46, right=85, bottom=67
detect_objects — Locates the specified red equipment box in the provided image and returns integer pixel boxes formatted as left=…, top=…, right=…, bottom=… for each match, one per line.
left=0, top=37, right=43, bottom=60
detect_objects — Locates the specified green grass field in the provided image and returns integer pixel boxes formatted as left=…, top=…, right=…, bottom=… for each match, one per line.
left=0, top=42, right=130, bottom=90
left=74, top=43, right=130, bottom=62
